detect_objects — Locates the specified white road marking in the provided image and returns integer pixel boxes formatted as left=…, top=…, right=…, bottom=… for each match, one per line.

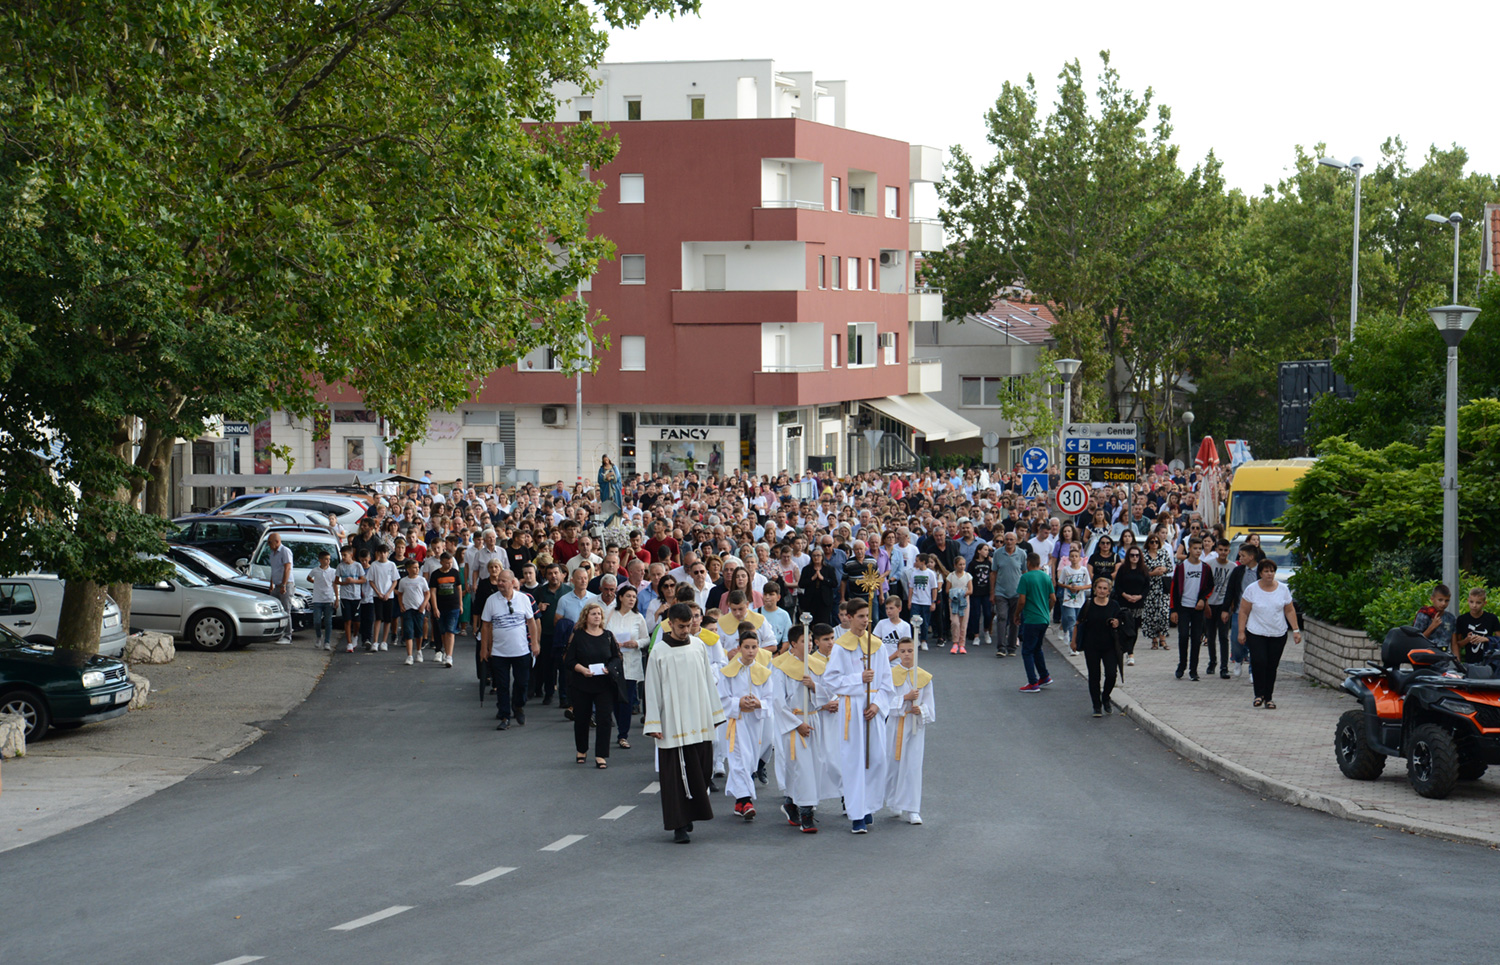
left=455, top=866, right=516, bottom=887
left=211, top=958, right=264, bottom=965
left=600, top=806, right=635, bottom=820
left=540, top=834, right=586, bottom=852
left=330, top=906, right=413, bottom=931
left=640, top=782, right=659, bottom=794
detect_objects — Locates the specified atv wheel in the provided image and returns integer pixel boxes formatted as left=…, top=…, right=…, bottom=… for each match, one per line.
left=1457, top=761, right=1488, bottom=781
left=1334, top=709, right=1386, bottom=780
left=1406, top=723, right=1459, bottom=799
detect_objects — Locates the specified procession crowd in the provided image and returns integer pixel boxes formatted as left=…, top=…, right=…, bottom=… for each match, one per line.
left=303, top=456, right=1303, bottom=837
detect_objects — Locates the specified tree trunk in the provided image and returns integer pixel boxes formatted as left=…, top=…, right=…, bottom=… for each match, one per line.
left=109, top=582, right=133, bottom=632
left=57, top=579, right=108, bottom=655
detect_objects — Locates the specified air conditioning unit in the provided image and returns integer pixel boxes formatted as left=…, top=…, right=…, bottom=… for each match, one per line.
left=541, top=406, right=569, bottom=427
left=879, top=250, right=902, bottom=268
left=878, top=332, right=896, bottom=348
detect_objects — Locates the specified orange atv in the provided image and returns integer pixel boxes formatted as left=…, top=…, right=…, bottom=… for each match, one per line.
left=1335, top=626, right=1500, bottom=798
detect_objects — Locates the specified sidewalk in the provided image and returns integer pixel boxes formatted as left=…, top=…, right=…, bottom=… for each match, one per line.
left=0, top=637, right=329, bottom=853
left=1044, top=630, right=1500, bottom=848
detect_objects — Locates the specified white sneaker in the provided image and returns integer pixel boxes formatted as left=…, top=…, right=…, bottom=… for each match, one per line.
left=908, top=812, right=923, bottom=825
left=1231, top=662, right=1242, bottom=677
left=321, top=642, right=332, bottom=651
left=416, top=651, right=423, bottom=663
left=380, top=641, right=389, bottom=652
left=1126, top=656, right=1135, bottom=666
left=444, top=654, right=454, bottom=667
left=919, top=641, right=929, bottom=651
left=404, top=655, right=414, bottom=666
left=345, top=643, right=355, bottom=653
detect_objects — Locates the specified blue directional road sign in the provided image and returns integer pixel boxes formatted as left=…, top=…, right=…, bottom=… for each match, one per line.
left=1020, top=473, right=1049, bottom=499
left=1021, top=446, right=1050, bottom=473
left=1062, top=422, right=1139, bottom=482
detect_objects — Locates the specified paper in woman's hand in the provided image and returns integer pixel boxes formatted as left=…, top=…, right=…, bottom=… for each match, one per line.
left=587, top=662, right=607, bottom=676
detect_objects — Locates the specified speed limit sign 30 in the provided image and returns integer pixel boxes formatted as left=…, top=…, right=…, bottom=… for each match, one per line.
left=1052, top=480, right=1090, bottom=517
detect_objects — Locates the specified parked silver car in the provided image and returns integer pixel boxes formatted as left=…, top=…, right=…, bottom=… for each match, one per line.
left=131, top=560, right=289, bottom=651
left=0, top=574, right=129, bottom=656
left=242, top=527, right=343, bottom=589
left=223, top=493, right=369, bottom=528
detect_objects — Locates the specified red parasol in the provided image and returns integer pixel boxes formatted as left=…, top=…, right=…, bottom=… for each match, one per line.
left=1194, top=436, right=1220, bottom=470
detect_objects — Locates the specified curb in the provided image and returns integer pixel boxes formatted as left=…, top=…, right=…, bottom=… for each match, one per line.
left=1042, top=632, right=1500, bottom=850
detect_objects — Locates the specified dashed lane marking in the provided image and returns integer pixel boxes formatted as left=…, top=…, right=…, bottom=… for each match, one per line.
left=330, top=906, right=414, bottom=931
left=540, top=834, right=586, bottom=852
left=210, top=958, right=264, bottom=965
left=455, top=866, right=517, bottom=887
left=640, top=782, right=659, bottom=794
left=600, top=806, right=636, bottom=820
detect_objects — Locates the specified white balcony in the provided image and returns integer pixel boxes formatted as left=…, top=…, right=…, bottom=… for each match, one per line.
left=909, top=290, right=944, bottom=323
left=909, top=217, right=944, bottom=252
left=910, top=144, right=943, bottom=184
left=908, top=357, right=942, bottom=394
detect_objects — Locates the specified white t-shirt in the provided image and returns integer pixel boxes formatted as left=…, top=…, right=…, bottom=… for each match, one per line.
left=873, top=617, right=913, bottom=654
left=910, top=568, right=936, bottom=607
left=1058, top=563, right=1091, bottom=610
left=367, top=560, right=399, bottom=598
left=398, top=575, right=430, bottom=611
left=480, top=590, right=535, bottom=659
left=1243, top=581, right=1294, bottom=637
left=307, top=566, right=337, bottom=604
left=1178, top=561, right=1206, bottom=610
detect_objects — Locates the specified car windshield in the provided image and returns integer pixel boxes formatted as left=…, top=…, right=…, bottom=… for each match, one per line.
left=252, top=537, right=330, bottom=569
left=0, top=621, right=25, bottom=647
left=176, top=547, right=240, bottom=580
left=172, top=562, right=211, bottom=587
left=1229, top=491, right=1289, bottom=528
left=1260, top=542, right=1300, bottom=568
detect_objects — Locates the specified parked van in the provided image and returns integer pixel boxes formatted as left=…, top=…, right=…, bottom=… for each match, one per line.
left=0, top=574, right=129, bottom=656
left=1224, top=459, right=1316, bottom=542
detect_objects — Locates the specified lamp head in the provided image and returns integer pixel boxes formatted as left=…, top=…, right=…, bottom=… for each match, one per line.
left=1182, top=410, right=1196, bottom=427
left=1428, top=304, right=1482, bottom=348
left=1348, top=156, right=1364, bottom=169
left=1317, top=157, right=1348, bottom=170
left=1053, top=357, right=1083, bottom=379
left=1425, top=213, right=1451, bottom=225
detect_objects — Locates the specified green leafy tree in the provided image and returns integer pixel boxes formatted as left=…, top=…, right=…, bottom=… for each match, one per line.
left=0, top=0, right=696, bottom=651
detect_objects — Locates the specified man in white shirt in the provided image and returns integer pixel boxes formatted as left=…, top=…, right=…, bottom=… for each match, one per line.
left=468, top=529, right=505, bottom=595
left=480, top=569, right=540, bottom=730
left=566, top=535, right=603, bottom=578
left=266, top=533, right=296, bottom=645
left=366, top=545, right=400, bottom=652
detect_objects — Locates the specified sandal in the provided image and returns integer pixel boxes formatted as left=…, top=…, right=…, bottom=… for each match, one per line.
left=596, top=759, right=608, bottom=769
left=576, top=753, right=588, bottom=765
left=617, top=738, right=630, bottom=749
left=1252, top=697, right=1264, bottom=708
left=1264, top=700, right=1276, bottom=710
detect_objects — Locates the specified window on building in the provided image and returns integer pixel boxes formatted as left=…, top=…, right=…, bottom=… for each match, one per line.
left=831, top=256, right=841, bottom=290
left=960, top=375, right=1022, bottom=408
left=880, top=331, right=897, bottom=365
left=849, top=257, right=861, bottom=290
left=869, top=258, right=877, bottom=290
left=621, top=254, right=646, bottom=285
left=463, top=409, right=501, bottom=425
left=689, top=95, right=705, bottom=119
left=621, top=335, right=646, bottom=371
left=847, top=323, right=875, bottom=367
left=619, top=174, right=644, bottom=204
left=578, top=110, right=592, bottom=122
left=518, top=345, right=561, bottom=371
left=817, top=255, right=826, bottom=290
left=830, top=333, right=842, bottom=368
left=703, top=254, right=726, bottom=291
left=625, top=97, right=642, bottom=120
left=848, top=185, right=866, bottom=214
left=885, top=185, right=899, bottom=218
left=817, top=405, right=841, bottom=421
left=830, top=177, right=841, bottom=212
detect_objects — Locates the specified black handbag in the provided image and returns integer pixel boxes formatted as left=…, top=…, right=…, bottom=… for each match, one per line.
left=606, top=637, right=629, bottom=704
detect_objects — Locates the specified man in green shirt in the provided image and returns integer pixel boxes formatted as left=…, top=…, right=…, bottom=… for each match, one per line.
left=1014, top=552, right=1056, bottom=692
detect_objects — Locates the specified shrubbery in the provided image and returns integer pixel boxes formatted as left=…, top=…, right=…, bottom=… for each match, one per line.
left=1358, top=575, right=1496, bottom=642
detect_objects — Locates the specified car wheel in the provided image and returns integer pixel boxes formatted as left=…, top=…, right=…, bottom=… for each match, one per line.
left=0, top=688, right=51, bottom=741
left=1406, top=723, right=1459, bottom=799
left=189, top=610, right=236, bottom=652
left=1334, top=709, right=1385, bottom=780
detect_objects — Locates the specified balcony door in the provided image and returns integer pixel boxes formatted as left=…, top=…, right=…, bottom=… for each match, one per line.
left=703, top=254, right=726, bottom=291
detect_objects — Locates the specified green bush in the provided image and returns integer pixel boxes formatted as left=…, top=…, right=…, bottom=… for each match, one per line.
left=1357, top=575, right=1496, bottom=642
left=1289, top=567, right=1380, bottom=628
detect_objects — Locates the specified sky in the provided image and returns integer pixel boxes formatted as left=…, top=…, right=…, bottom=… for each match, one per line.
left=607, top=0, right=1497, bottom=197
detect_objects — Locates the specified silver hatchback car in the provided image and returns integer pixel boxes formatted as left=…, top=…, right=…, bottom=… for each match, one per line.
left=130, top=560, right=290, bottom=651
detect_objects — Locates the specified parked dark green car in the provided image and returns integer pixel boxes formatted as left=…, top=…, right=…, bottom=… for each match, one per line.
left=0, top=622, right=134, bottom=740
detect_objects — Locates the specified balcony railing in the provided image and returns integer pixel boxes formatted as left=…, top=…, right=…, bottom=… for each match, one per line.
left=759, top=363, right=824, bottom=373
left=759, top=199, right=825, bottom=211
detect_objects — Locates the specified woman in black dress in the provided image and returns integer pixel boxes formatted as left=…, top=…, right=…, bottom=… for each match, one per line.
left=1070, top=577, right=1123, bottom=717
left=1112, top=546, right=1151, bottom=668
left=797, top=547, right=839, bottom=628
left=563, top=602, right=619, bottom=768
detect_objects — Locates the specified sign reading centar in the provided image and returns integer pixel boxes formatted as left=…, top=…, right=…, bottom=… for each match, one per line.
left=658, top=427, right=712, bottom=440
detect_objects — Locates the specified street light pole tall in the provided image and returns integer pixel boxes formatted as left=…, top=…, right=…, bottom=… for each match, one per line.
left=1425, top=211, right=1465, bottom=303
left=1182, top=409, right=1195, bottom=470
left=1053, top=358, right=1082, bottom=464
left=1429, top=304, right=1482, bottom=621
left=1319, top=155, right=1364, bottom=344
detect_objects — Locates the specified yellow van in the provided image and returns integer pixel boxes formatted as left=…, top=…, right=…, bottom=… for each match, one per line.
left=1224, top=459, right=1316, bottom=542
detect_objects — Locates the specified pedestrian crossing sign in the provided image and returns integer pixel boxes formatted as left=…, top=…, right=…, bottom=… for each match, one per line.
left=1021, top=473, right=1047, bottom=499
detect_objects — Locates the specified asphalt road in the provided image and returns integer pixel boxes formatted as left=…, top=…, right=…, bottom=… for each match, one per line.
left=4, top=638, right=1495, bottom=965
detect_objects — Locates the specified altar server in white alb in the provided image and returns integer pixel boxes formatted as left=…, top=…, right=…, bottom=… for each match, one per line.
left=770, top=624, right=820, bottom=834
left=825, top=598, right=896, bottom=834
left=886, top=638, right=935, bottom=825
left=717, top=629, right=773, bottom=820
left=716, top=591, right=779, bottom=784
left=807, top=623, right=843, bottom=806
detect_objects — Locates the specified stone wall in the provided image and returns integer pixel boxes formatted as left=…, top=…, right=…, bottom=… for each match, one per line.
left=1303, top=616, right=1378, bottom=687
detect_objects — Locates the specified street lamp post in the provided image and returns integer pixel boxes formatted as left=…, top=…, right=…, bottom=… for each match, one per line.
left=1053, top=358, right=1082, bottom=463
left=1319, top=155, right=1364, bottom=345
left=1182, top=409, right=1195, bottom=470
left=1429, top=304, right=1482, bottom=621
left=1424, top=211, right=1465, bottom=303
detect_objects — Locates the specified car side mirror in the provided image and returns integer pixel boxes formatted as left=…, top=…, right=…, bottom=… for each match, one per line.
left=235, top=559, right=249, bottom=574
left=155, top=580, right=173, bottom=590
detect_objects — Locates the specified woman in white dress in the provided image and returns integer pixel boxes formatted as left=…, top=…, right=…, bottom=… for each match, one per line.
left=607, top=585, right=650, bottom=748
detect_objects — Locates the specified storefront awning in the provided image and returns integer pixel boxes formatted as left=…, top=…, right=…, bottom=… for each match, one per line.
left=865, top=394, right=982, bottom=443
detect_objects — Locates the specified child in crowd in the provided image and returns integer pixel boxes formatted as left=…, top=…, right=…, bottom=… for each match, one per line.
left=366, top=545, right=399, bottom=652
left=887, top=638, right=934, bottom=826
left=356, top=548, right=376, bottom=652
left=909, top=554, right=935, bottom=651
left=759, top=582, right=792, bottom=650
left=1414, top=584, right=1457, bottom=655
left=396, top=559, right=432, bottom=665
left=717, top=629, right=773, bottom=820
left=771, top=624, right=821, bottom=833
left=807, top=623, right=842, bottom=808
left=1454, top=587, right=1499, bottom=667
left=306, top=549, right=337, bottom=650
left=872, top=594, right=912, bottom=663
left=335, top=544, right=367, bottom=652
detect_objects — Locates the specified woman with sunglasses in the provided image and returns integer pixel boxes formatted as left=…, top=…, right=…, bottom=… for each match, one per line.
left=1141, top=534, right=1173, bottom=651
left=1112, top=546, right=1150, bottom=667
